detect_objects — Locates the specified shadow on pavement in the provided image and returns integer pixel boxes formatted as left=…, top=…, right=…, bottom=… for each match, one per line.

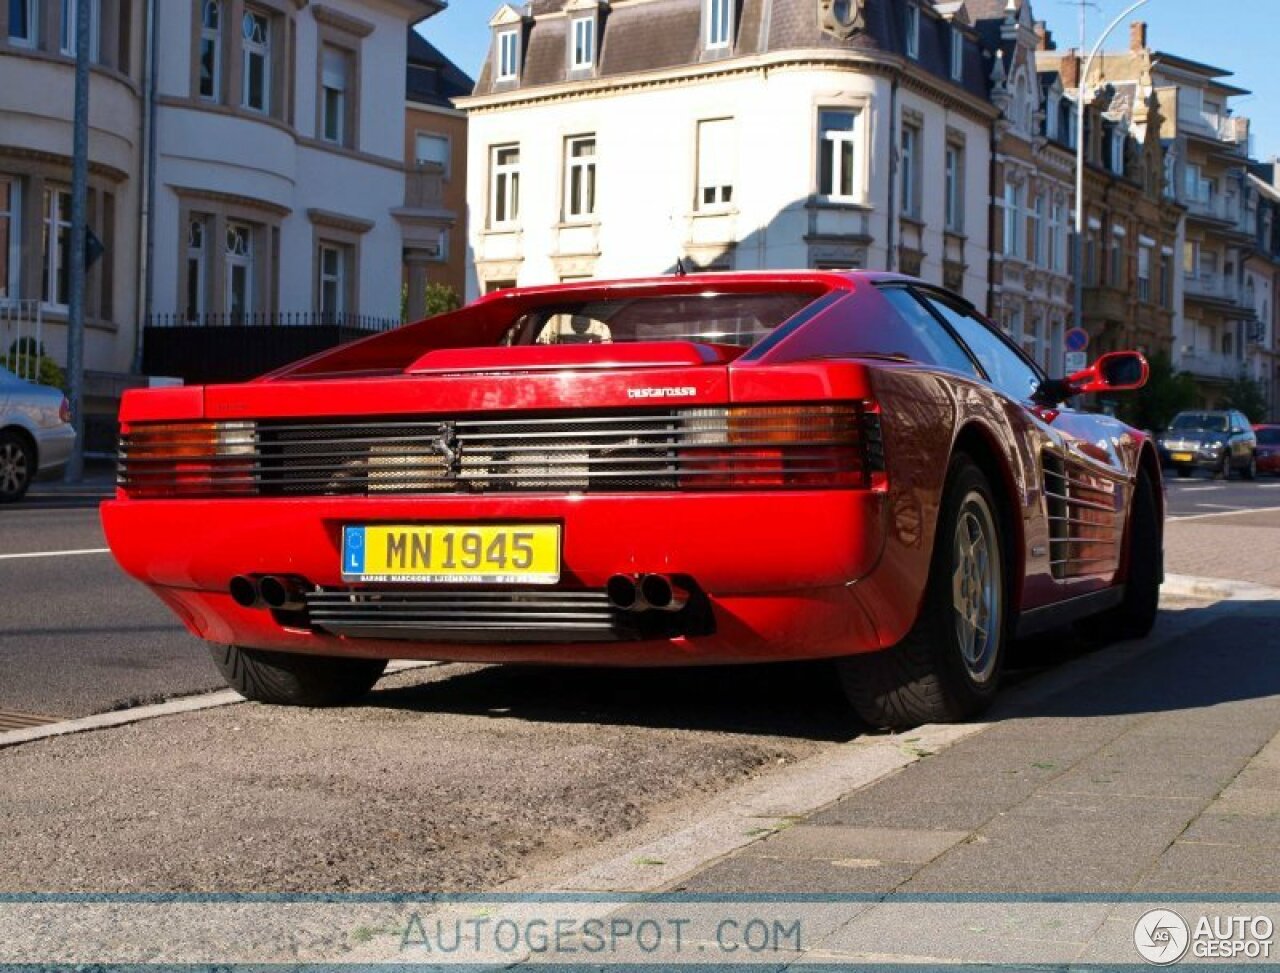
left=361, top=600, right=1278, bottom=739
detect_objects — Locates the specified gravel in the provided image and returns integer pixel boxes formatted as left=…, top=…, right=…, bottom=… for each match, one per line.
left=0, top=661, right=852, bottom=892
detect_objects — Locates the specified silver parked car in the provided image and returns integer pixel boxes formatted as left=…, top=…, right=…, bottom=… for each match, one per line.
left=0, top=365, right=76, bottom=501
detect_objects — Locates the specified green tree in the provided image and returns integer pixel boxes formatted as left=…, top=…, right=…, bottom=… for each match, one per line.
left=1115, top=351, right=1195, bottom=432
left=401, top=281, right=462, bottom=322
left=1221, top=373, right=1268, bottom=422
left=4, top=338, right=66, bottom=390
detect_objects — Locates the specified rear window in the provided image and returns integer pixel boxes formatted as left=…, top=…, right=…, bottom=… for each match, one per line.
left=1257, top=427, right=1280, bottom=445
left=499, top=293, right=814, bottom=349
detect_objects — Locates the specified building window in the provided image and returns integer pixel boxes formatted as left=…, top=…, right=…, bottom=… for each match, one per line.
left=1137, top=245, right=1152, bottom=303
left=414, top=133, right=450, bottom=177
left=489, top=144, right=520, bottom=226
left=570, top=16, right=594, bottom=69
left=696, top=117, right=734, bottom=209
left=241, top=8, right=271, bottom=113
left=1029, top=193, right=1045, bottom=266
left=1002, top=180, right=1021, bottom=258
left=1048, top=198, right=1065, bottom=272
left=705, top=0, right=731, bottom=49
left=199, top=0, right=222, bottom=100
left=185, top=216, right=207, bottom=322
left=496, top=29, right=518, bottom=80
left=8, top=0, right=37, bottom=45
left=1110, top=131, right=1125, bottom=175
left=904, top=4, right=919, bottom=59
left=1160, top=251, right=1173, bottom=307
left=1110, top=232, right=1124, bottom=287
left=1183, top=240, right=1197, bottom=276
left=41, top=187, right=72, bottom=309
left=818, top=110, right=858, bottom=200
left=0, top=176, right=19, bottom=301
left=950, top=25, right=963, bottom=81
left=318, top=244, right=346, bottom=319
left=900, top=122, right=920, bottom=217
left=564, top=135, right=596, bottom=221
left=60, top=0, right=101, bottom=61
left=320, top=45, right=350, bottom=145
left=224, top=222, right=253, bottom=321
left=944, top=143, right=963, bottom=232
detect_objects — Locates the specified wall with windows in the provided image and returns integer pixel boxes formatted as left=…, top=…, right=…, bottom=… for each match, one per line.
left=0, top=0, right=144, bottom=378
left=463, top=65, right=990, bottom=302
left=149, top=0, right=423, bottom=327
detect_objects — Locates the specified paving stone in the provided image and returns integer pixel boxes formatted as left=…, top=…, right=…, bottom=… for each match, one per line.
left=744, top=825, right=969, bottom=864
left=1137, top=839, right=1280, bottom=893
left=1178, top=812, right=1280, bottom=849
left=676, top=854, right=917, bottom=894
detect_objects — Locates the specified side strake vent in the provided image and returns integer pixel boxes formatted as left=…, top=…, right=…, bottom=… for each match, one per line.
left=117, top=404, right=883, bottom=498
left=1042, top=451, right=1123, bottom=581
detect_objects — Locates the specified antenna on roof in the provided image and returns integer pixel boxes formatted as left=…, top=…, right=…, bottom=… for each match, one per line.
left=674, top=258, right=687, bottom=277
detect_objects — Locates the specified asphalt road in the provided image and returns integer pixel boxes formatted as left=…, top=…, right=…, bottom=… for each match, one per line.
left=0, top=481, right=221, bottom=720
left=1163, top=468, right=1280, bottom=519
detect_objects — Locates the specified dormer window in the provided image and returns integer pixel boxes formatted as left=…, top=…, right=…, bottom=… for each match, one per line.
left=1110, top=130, right=1125, bottom=175
left=571, top=16, right=595, bottom=70
left=905, top=4, right=919, bottom=59
left=705, top=0, right=731, bottom=50
left=950, top=25, right=962, bottom=81
left=497, top=29, right=519, bottom=81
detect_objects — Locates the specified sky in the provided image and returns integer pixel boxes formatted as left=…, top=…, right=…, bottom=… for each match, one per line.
left=420, top=0, right=1280, bottom=163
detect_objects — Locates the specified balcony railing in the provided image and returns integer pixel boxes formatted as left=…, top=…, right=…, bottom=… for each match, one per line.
left=0, top=300, right=46, bottom=383
left=1184, top=275, right=1241, bottom=304
left=1184, top=194, right=1241, bottom=225
left=1177, top=351, right=1244, bottom=380
left=148, top=311, right=401, bottom=332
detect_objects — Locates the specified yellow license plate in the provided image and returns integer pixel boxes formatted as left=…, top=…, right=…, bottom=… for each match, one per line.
left=341, top=524, right=560, bottom=584
left=1171, top=452, right=1193, bottom=463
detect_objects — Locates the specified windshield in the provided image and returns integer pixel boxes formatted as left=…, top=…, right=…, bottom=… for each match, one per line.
left=1257, top=428, right=1280, bottom=445
left=1169, top=413, right=1228, bottom=433
left=500, top=293, right=814, bottom=349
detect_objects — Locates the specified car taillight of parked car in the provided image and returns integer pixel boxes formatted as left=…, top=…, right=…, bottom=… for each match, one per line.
left=59, top=396, right=71, bottom=424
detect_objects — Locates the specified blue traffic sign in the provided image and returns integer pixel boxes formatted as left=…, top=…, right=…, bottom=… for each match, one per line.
left=1064, top=328, right=1090, bottom=353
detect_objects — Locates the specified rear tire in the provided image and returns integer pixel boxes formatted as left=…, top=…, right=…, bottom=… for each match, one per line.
left=837, top=455, right=1007, bottom=729
left=209, top=644, right=388, bottom=706
left=0, top=430, right=34, bottom=503
left=1216, top=452, right=1231, bottom=480
left=1243, top=453, right=1257, bottom=481
left=1075, top=471, right=1161, bottom=642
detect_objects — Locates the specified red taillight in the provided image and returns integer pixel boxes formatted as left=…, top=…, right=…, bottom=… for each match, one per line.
left=59, top=396, right=71, bottom=425
left=118, top=421, right=256, bottom=498
left=677, top=403, right=881, bottom=490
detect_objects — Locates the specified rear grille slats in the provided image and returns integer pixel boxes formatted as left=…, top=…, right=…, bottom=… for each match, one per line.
left=305, top=588, right=633, bottom=642
left=119, top=405, right=878, bottom=497
left=1042, top=451, right=1123, bottom=581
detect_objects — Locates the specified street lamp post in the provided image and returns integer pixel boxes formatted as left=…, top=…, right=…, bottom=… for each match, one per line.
left=1072, top=0, right=1152, bottom=339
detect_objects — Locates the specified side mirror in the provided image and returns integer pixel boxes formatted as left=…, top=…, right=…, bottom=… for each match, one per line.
left=1033, top=351, right=1149, bottom=406
left=1067, top=351, right=1149, bottom=395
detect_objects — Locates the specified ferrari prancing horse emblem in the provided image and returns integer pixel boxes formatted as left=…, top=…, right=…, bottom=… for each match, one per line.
left=819, top=0, right=865, bottom=39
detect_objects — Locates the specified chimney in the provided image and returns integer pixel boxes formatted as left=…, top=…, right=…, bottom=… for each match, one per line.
left=1060, top=50, right=1080, bottom=89
left=1034, top=20, right=1053, bottom=51
left=1130, top=21, right=1147, bottom=52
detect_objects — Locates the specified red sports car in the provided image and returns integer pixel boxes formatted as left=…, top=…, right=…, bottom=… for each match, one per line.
left=103, top=272, right=1160, bottom=728
left=1255, top=424, right=1280, bottom=475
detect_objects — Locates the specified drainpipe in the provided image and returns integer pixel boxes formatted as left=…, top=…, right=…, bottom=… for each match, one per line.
left=132, top=0, right=158, bottom=375
left=886, top=78, right=898, bottom=271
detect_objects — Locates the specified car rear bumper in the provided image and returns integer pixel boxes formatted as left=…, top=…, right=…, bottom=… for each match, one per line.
left=35, top=424, right=76, bottom=474
left=102, top=491, right=891, bottom=665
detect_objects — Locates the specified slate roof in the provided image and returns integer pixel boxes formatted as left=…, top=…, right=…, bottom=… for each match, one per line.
left=472, top=0, right=989, bottom=101
left=407, top=28, right=475, bottom=107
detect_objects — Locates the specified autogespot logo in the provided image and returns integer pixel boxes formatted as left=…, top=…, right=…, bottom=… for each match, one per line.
left=1135, top=909, right=1191, bottom=965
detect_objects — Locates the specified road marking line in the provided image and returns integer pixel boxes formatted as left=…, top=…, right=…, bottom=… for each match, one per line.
left=1168, top=504, right=1280, bottom=522
left=1194, top=503, right=1245, bottom=510
left=0, top=548, right=110, bottom=561
left=1259, top=483, right=1280, bottom=489
left=1180, top=486, right=1223, bottom=493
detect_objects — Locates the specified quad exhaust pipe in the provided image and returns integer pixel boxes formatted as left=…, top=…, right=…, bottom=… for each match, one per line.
left=229, top=574, right=307, bottom=611
left=606, top=574, right=689, bottom=613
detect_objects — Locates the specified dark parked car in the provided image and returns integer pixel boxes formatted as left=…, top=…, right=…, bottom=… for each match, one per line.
left=1158, top=410, right=1257, bottom=479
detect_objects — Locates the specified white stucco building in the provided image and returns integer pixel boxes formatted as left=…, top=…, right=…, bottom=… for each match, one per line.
left=459, top=0, right=996, bottom=304
left=2, top=0, right=443, bottom=428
